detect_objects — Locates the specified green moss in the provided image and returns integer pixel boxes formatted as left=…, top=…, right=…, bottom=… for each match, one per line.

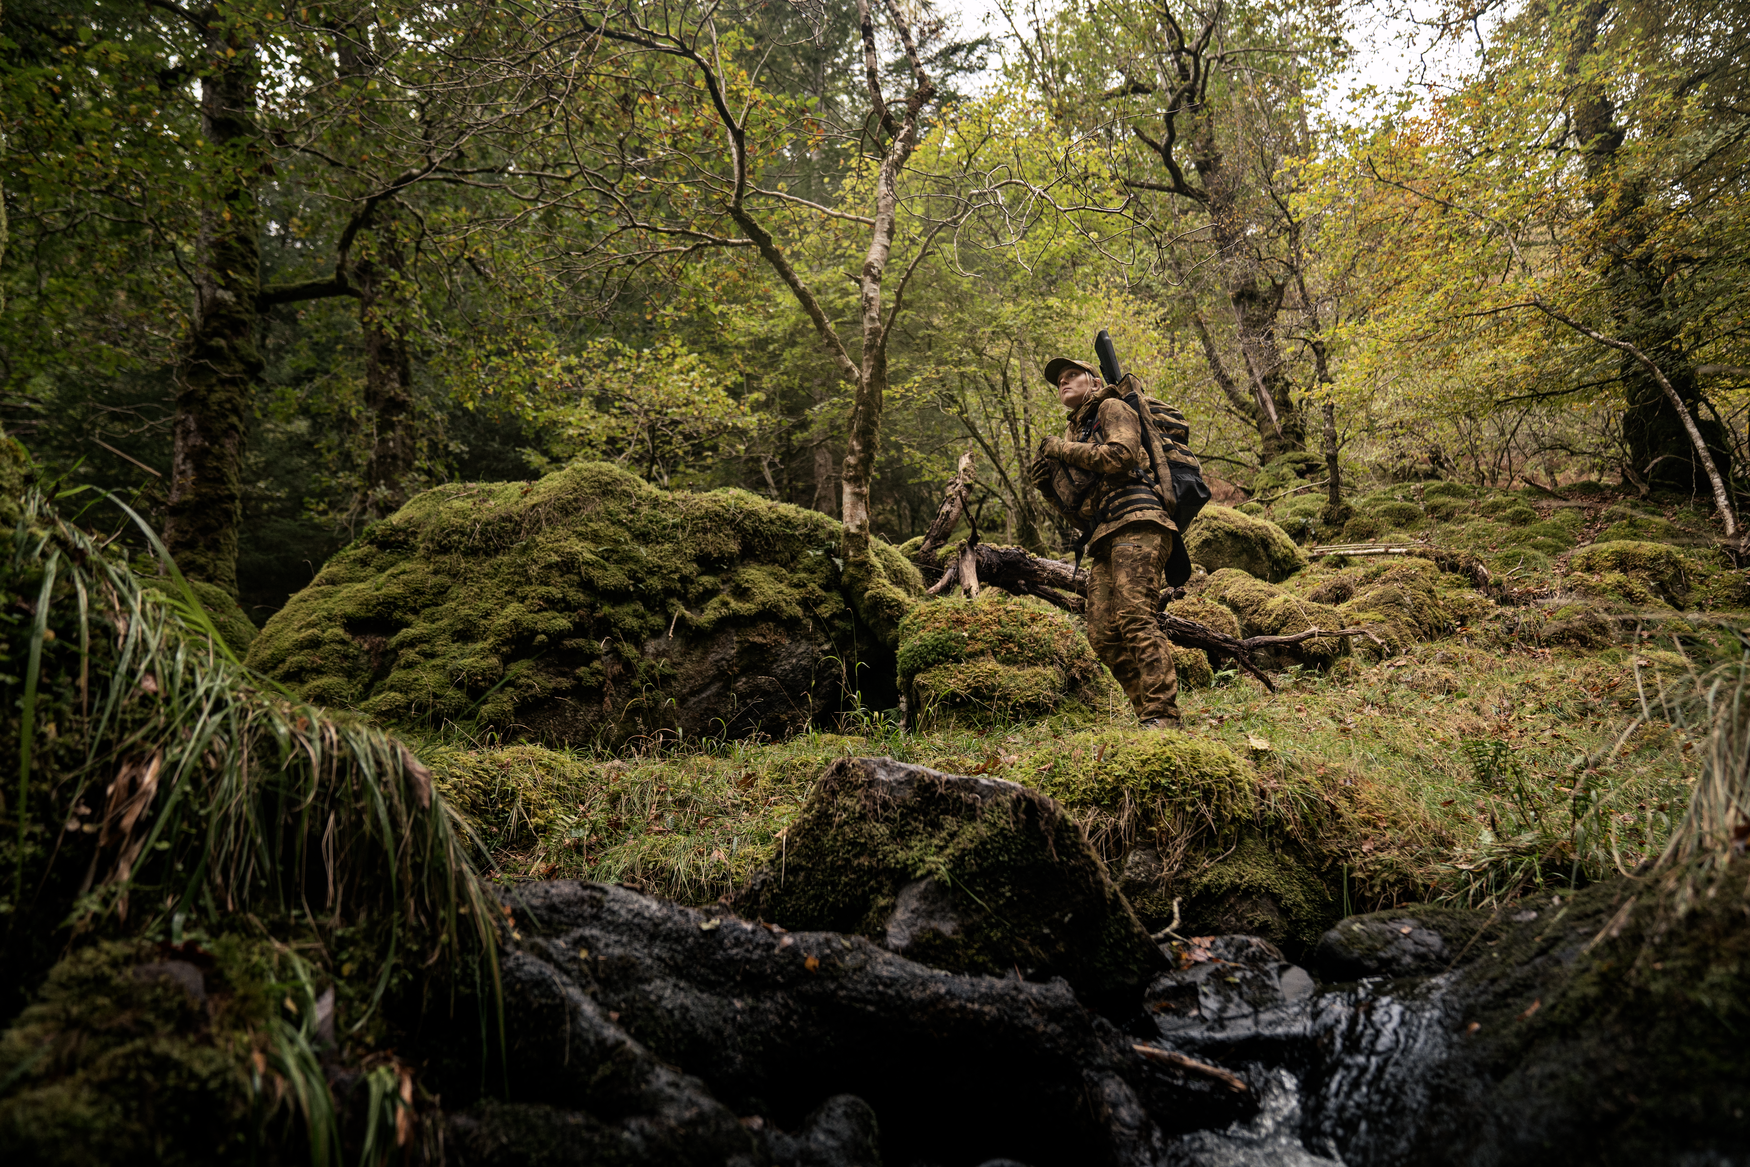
left=1251, top=451, right=1326, bottom=496
left=1237, top=501, right=1267, bottom=517
left=1577, top=570, right=1669, bottom=609
left=1166, top=595, right=1242, bottom=640
left=426, top=742, right=588, bottom=851
left=1501, top=521, right=1576, bottom=553
left=1597, top=514, right=1685, bottom=544
left=0, top=938, right=291, bottom=1167
left=1030, top=729, right=1254, bottom=818
left=1421, top=481, right=1477, bottom=501
left=0, top=427, right=30, bottom=526
left=1689, top=565, right=1750, bottom=611
left=1270, top=494, right=1325, bottom=544
left=247, top=463, right=921, bottom=745
left=1341, top=513, right=1384, bottom=541
left=1425, top=497, right=1465, bottom=522
left=180, top=579, right=259, bottom=653
left=1493, top=503, right=1539, bottom=527
left=897, top=594, right=1116, bottom=728
left=733, top=756, right=1164, bottom=1004
left=1367, top=500, right=1426, bottom=530
left=1182, top=832, right=1334, bottom=951
left=1173, top=646, right=1215, bottom=688
left=1570, top=540, right=1691, bottom=605
left=1204, top=568, right=1351, bottom=666
left=1184, top=505, right=1309, bottom=582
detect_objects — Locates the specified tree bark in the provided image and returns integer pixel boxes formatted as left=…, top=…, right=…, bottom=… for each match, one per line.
left=1563, top=0, right=1731, bottom=497
left=357, top=234, right=415, bottom=519
left=164, top=11, right=262, bottom=597
left=838, top=0, right=931, bottom=566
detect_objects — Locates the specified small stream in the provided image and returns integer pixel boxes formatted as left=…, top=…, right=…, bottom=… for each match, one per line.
left=1142, top=936, right=1458, bottom=1166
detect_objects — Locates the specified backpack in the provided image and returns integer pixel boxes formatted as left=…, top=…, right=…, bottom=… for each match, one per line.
left=1054, top=381, right=1210, bottom=586
left=1117, top=384, right=1209, bottom=586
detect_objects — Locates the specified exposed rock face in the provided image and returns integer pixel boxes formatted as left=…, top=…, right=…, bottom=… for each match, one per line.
left=1183, top=506, right=1308, bottom=583
left=247, top=463, right=922, bottom=745
left=731, top=757, right=1167, bottom=1009
left=452, top=879, right=1252, bottom=1167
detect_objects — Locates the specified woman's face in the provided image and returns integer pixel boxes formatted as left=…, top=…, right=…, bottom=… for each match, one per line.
left=1058, top=368, right=1099, bottom=410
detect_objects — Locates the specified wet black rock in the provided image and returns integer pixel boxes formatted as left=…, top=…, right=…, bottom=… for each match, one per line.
left=1311, top=911, right=1470, bottom=980
left=731, top=757, right=1167, bottom=1010
left=1148, top=878, right=1750, bottom=1167
left=445, top=879, right=1254, bottom=1167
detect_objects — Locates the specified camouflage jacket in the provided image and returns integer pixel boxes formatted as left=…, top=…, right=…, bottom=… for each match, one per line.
left=1040, top=385, right=1174, bottom=552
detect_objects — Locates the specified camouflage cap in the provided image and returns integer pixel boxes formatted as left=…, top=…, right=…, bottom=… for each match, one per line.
left=1043, top=356, right=1099, bottom=388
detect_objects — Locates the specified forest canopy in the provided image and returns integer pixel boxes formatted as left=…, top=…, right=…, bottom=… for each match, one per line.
left=4, top=0, right=1747, bottom=621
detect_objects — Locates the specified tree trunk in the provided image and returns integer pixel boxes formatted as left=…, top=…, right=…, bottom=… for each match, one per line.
left=1564, top=0, right=1731, bottom=497
left=838, top=0, right=930, bottom=566
left=812, top=441, right=838, bottom=517
left=1182, top=119, right=1304, bottom=463
left=357, top=236, right=415, bottom=519
left=1322, top=401, right=1344, bottom=514
left=164, top=15, right=262, bottom=597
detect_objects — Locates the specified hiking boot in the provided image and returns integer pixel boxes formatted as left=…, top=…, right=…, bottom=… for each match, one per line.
left=1139, top=715, right=1183, bottom=731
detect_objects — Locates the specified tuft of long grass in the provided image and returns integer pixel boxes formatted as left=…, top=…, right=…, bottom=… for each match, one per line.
left=1648, top=638, right=1750, bottom=913
left=4, top=486, right=502, bottom=1157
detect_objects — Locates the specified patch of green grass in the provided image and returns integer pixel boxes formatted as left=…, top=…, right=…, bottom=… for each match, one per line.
left=428, top=630, right=1704, bottom=923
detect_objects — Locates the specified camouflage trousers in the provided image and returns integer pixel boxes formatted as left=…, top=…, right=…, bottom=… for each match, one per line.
left=1086, top=526, right=1179, bottom=721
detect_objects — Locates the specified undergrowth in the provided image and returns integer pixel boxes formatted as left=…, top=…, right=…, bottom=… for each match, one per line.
left=429, top=629, right=1708, bottom=918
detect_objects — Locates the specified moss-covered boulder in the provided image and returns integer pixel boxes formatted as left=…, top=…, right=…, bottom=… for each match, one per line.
left=896, top=593, right=1118, bottom=728
left=1296, top=557, right=1473, bottom=655
left=0, top=426, right=29, bottom=525
left=1250, top=451, right=1325, bottom=496
left=143, top=579, right=259, bottom=654
left=1184, top=505, right=1309, bottom=583
left=732, top=756, right=1166, bottom=1009
left=0, top=938, right=292, bottom=1165
left=1166, top=595, right=1242, bottom=640
left=1570, top=540, right=1691, bottom=607
left=248, top=463, right=923, bottom=745
left=1179, top=832, right=1334, bottom=952
left=1366, top=499, right=1426, bottom=530
left=1204, top=568, right=1350, bottom=667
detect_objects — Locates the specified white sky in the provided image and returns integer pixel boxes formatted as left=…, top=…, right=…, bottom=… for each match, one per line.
left=944, top=0, right=1487, bottom=126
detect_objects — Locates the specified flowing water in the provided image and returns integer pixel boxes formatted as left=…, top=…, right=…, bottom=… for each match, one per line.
left=1144, top=937, right=1458, bottom=1166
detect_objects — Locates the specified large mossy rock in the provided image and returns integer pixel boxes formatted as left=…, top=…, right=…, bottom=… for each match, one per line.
left=1203, top=568, right=1351, bottom=667
left=1569, top=539, right=1691, bottom=607
left=247, top=463, right=922, bottom=745
left=731, top=756, right=1166, bottom=1008
left=1183, top=505, right=1308, bottom=583
left=896, top=593, right=1120, bottom=727
left=1296, top=556, right=1479, bottom=655
left=0, top=426, right=29, bottom=525
left=0, top=938, right=290, bottom=1165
